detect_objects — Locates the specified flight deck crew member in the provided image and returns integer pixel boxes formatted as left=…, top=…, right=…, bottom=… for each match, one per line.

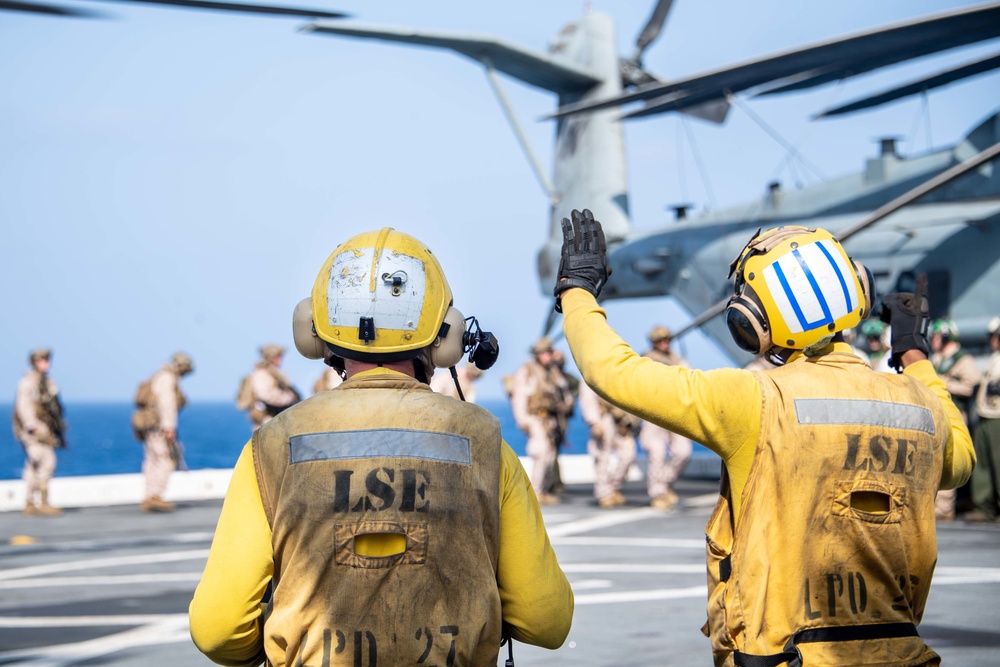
left=190, top=228, right=573, bottom=667
left=965, top=316, right=1000, bottom=522
left=13, top=348, right=67, bottom=517
left=554, top=212, right=974, bottom=666
left=929, top=318, right=980, bottom=520
left=246, top=344, right=301, bottom=430
left=133, top=352, right=194, bottom=513
left=638, top=326, right=693, bottom=511
left=510, top=338, right=575, bottom=504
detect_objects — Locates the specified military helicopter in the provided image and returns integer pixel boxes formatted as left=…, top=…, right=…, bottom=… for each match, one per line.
left=303, top=0, right=1000, bottom=365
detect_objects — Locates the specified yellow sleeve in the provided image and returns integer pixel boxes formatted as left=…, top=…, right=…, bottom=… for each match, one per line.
left=189, top=443, right=273, bottom=667
left=497, top=442, right=574, bottom=649
left=561, top=289, right=761, bottom=505
left=903, top=359, right=976, bottom=489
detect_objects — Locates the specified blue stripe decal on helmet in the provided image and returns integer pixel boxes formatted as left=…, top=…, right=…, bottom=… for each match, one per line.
left=771, top=261, right=811, bottom=331
left=816, top=241, right=854, bottom=312
left=792, top=248, right=834, bottom=328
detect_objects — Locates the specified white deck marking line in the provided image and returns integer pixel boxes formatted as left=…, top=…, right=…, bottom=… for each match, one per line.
left=684, top=492, right=721, bottom=508
left=0, top=573, right=202, bottom=589
left=575, top=585, right=708, bottom=605
left=0, top=614, right=184, bottom=628
left=553, top=536, right=704, bottom=548
left=0, top=549, right=209, bottom=581
left=563, top=563, right=705, bottom=574
left=0, top=616, right=190, bottom=667
left=545, top=507, right=661, bottom=537
left=570, top=579, right=614, bottom=590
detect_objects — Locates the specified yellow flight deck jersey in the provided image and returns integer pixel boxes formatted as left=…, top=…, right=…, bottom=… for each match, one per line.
left=561, top=289, right=974, bottom=666
left=189, top=368, right=573, bottom=667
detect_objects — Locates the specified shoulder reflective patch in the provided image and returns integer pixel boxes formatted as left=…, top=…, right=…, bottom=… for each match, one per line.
left=794, top=399, right=935, bottom=434
left=289, top=429, right=471, bottom=465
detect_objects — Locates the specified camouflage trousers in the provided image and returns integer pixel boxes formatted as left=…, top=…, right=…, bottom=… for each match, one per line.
left=589, top=415, right=636, bottom=500
left=524, top=415, right=557, bottom=495
left=639, top=422, right=691, bottom=498
left=142, top=430, right=177, bottom=499
left=22, top=437, right=57, bottom=503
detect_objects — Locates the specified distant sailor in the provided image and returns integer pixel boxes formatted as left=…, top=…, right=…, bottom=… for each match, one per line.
left=638, top=326, right=692, bottom=511
left=13, top=348, right=67, bottom=517
left=237, top=344, right=301, bottom=431
left=556, top=213, right=974, bottom=666
left=132, top=352, right=194, bottom=513
left=965, top=316, right=1000, bottom=523
left=859, top=318, right=894, bottom=373
left=929, top=318, right=981, bottom=521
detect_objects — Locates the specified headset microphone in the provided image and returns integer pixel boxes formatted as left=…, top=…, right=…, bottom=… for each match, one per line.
left=463, top=317, right=500, bottom=370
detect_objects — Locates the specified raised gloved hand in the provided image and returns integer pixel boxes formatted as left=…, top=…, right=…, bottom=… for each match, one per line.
left=553, top=209, right=612, bottom=312
left=879, top=272, right=930, bottom=372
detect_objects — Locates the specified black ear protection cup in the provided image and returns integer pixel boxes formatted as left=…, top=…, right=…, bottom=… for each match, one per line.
left=852, top=260, right=875, bottom=319
left=292, top=298, right=325, bottom=360
left=430, top=307, right=466, bottom=369
left=726, top=284, right=771, bottom=355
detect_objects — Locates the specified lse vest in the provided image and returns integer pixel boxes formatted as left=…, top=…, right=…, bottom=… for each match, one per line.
left=253, top=373, right=502, bottom=667
left=704, top=353, right=947, bottom=667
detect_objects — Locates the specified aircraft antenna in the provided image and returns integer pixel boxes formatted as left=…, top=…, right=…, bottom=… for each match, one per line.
left=729, top=94, right=827, bottom=182
left=680, top=114, right=718, bottom=219
left=483, top=63, right=558, bottom=203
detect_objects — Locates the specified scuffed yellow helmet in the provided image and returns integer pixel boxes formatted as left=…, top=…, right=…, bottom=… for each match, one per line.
left=726, top=226, right=873, bottom=358
left=310, top=228, right=453, bottom=361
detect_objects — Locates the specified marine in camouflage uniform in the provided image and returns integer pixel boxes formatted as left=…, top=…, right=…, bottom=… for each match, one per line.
left=579, top=380, right=637, bottom=508
left=133, top=353, right=194, bottom=513
left=13, top=349, right=66, bottom=517
left=311, top=366, right=344, bottom=395
left=639, top=327, right=692, bottom=511
left=248, top=344, right=301, bottom=431
left=429, top=361, right=483, bottom=403
left=510, top=338, right=574, bottom=504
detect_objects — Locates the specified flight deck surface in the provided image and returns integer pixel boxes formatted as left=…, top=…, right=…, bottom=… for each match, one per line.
left=1, top=479, right=998, bottom=666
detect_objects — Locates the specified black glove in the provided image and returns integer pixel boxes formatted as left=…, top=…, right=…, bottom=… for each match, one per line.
left=879, top=272, right=930, bottom=372
left=553, top=209, right=611, bottom=312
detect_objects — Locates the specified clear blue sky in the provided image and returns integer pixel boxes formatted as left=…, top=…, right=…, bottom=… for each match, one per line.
left=1, top=0, right=997, bottom=401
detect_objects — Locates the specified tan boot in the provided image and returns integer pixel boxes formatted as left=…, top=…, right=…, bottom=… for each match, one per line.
left=650, top=490, right=679, bottom=511
left=38, top=491, right=63, bottom=517
left=23, top=503, right=41, bottom=517
left=141, top=496, right=175, bottom=513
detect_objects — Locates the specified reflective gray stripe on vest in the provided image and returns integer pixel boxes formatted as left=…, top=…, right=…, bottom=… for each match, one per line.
left=794, top=399, right=936, bottom=434
left=289, top=429, right=472, bottom=465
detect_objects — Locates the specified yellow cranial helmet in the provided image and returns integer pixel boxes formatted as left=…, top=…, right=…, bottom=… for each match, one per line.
left=302, top=228, right=459, bottom=363
left=726, top=226, right=873, bottom=358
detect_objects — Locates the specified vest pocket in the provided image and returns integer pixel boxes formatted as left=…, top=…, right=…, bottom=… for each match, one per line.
left=335, top=521, right=428, bottom=568
left=832, top=479, right=905, bottom=524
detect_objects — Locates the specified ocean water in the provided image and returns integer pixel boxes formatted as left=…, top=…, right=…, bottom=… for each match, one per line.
left=0, top=399, right=599, bottom=480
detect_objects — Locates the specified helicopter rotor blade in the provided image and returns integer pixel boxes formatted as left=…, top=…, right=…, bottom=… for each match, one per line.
left=75, top=0, right=348, bottom=19
left=0, top=0, right=100, bottom=16
left=632, top=0, right=675, bottom=63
